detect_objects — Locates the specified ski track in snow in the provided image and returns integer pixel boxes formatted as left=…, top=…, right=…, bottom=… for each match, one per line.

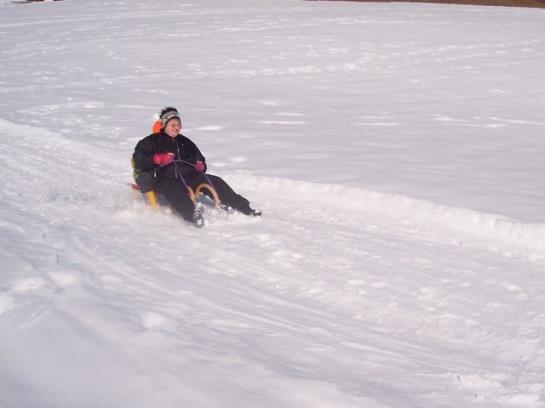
left=1, top=0, right=545, bottom=407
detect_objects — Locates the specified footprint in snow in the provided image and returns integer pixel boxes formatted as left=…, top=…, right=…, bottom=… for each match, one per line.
left=347, top=279, right=366, bottom=287
left=0, top=294, right=15, bottom=315
left=453, top=373, right=505, bottom=390
left=259, top=100, right=279, bottom=106
left=12, top=277, right=46, bottom=292
left=210, top=319, right=250, bottom=331
left=276, top=111, right=306, bottom=117
left=47, top=271, right=81, bottom=289
left=99, top=274, right=123, bottom=290
left=141, top=312, right=173, bottom=331
left=502, top=282, right=528, bottom=300
left=230, top=156, right=247, bottom=163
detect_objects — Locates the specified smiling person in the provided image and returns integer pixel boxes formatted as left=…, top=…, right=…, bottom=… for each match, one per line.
left=132, top=107, right=261, bottom=227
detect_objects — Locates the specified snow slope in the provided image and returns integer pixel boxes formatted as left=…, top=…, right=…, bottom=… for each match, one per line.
left=1, top=0, right=545, bottom=407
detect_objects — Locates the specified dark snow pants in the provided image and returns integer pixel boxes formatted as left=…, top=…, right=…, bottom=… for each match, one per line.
left=155, top=173, right=250, bottom=221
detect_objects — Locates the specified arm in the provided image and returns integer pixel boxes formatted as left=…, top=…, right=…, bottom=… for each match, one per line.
left=132, top=136, right=156, bottom=171
left=181, top=136, right=207, bottom=172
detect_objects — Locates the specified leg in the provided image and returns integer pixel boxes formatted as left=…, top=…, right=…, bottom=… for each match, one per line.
left=155, top=178, right=195, bottom=222
left=206, top=174, right=250, bottom=211
left=187, top=173, right=256, bottom=214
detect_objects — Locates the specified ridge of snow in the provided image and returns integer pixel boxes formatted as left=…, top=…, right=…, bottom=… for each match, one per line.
left=232, top=173, right=545, bottom=255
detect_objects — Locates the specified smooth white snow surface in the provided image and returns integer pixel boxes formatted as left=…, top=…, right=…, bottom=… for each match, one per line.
left=1, top=0, right=545, bottom=407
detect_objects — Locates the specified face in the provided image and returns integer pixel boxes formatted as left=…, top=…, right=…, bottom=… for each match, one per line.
left=164, top=118, right=181, bottom=138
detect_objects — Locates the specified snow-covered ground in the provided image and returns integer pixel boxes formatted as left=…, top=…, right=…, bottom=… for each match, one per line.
left=1, top=0, right=545, bottom=407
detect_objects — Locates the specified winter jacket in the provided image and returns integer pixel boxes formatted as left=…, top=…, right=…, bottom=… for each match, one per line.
left=132, top=132, right=207, bottom=191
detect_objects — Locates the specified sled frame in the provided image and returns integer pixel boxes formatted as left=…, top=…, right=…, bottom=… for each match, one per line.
left=130, top=183, right=220, bottom=208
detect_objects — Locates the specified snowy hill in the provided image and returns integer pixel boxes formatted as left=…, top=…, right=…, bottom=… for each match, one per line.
left=1, top=0, right=545, bottom=407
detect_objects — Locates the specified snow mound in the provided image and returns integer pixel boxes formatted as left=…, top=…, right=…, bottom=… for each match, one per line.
left=232, top=174, right=545, bottom=255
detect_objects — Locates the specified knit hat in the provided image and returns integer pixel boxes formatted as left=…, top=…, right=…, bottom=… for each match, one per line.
left=160, top=107, right=181, bottom=128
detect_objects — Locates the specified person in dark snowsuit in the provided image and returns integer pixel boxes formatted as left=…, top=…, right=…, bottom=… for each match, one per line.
left=132, top=107, right=261, bottom=225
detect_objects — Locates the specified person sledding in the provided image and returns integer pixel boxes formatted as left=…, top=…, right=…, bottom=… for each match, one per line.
left=132, top=106, right=261, bottom=227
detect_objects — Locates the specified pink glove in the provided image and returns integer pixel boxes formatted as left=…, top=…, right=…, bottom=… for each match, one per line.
left=153, top=152, right=175, bottom=166
left=194, top=160, right=205, bottom=172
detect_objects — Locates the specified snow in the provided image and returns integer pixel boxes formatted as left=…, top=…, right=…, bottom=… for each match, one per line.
left=1, top=0, right=544, bottom=407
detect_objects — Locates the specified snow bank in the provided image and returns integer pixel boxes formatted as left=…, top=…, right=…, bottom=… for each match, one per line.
left=231, top=174, right=545, bottom=255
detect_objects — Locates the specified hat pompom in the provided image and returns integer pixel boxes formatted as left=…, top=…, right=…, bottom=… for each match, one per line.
left=152, top=119, right=162, bottom=134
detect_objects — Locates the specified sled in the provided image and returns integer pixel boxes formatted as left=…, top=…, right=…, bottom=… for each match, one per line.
left=129, top=182, right=220, bottom=209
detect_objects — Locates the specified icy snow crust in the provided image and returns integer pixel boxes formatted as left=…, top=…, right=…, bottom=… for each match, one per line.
left=1, top=0, right=545, bottom=407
